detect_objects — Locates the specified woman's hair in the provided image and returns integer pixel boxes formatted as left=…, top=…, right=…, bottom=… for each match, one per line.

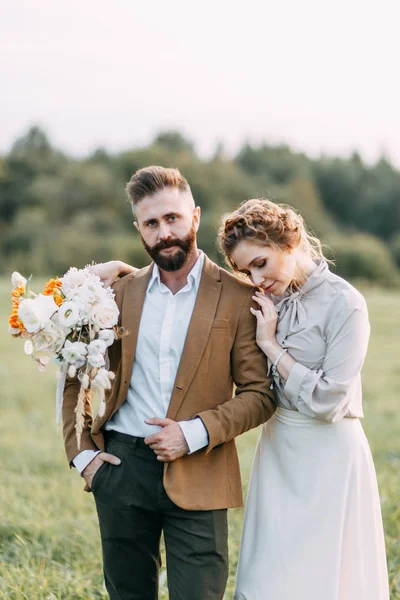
left=219, top=198, right=327, bottom=288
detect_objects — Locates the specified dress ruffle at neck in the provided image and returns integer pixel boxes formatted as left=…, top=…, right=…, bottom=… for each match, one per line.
left=267, top=260, right=329, bottom=380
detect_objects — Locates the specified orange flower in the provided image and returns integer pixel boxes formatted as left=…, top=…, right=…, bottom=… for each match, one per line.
left=43, top=278, right=63, bottom=295
left=9, top=312, right=25, bottom=331
left=12, top=286, right=25, bottom=299
left=9, top=286, right=26, bottom=332
left=43, top=277, right=64, bottom=306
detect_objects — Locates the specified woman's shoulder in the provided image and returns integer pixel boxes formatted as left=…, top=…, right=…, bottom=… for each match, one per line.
left=323, top=270, right=367, bottom=313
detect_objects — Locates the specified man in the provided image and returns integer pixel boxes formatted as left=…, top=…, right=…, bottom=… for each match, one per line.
left=63, top=166, right=275, bottom=600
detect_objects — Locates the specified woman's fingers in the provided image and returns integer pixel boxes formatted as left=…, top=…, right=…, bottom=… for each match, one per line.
left=250, top=307, right=263, bottom=320
left=252, top=296, right=265, bottom=309
left=252, top=295, right=275, bottom=314
left=254, top=291, right=274, bottom=306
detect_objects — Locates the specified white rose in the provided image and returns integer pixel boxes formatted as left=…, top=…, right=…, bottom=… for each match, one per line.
left=34, top=321, right=66, bottom=354
left=11, top=272, right=27, bottom=289
left=87, top=339, right=107, bottom=355
left=18, top=295, right=58, bottom=333
left=58, top=301, right=80, bottom=328
left=98, top=329, right=115, bottom=347
left=87, top=353, right=105, bottom=368
left=18, top=299, right=40, bottom=332
left=61, top=340, right=88, bottom=365
left=90, top=300, right=119, bottom=329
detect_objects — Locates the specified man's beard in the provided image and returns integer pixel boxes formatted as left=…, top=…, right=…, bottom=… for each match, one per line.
left=142, top=225, right=197, bottom=272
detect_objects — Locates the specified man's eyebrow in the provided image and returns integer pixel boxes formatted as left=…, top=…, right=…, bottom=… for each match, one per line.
left=143, top=217, right=158, bottom=225
left=143, top=212, right=181, bottom=225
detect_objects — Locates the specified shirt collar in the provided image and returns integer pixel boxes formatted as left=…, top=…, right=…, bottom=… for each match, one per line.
left=147, top=250, right=204, bottom=294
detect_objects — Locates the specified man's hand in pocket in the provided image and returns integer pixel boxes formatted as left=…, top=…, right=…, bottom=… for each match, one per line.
left=82, top=452, right=121, bottom=488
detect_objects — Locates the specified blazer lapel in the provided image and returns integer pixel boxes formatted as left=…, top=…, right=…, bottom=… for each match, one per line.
left=167, top=256, right=222, bottom=420
left=110, top=265, right=153, bottom=417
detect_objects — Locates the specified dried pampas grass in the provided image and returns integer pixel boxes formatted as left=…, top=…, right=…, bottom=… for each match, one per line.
left=74, top=386, right=92, bottom=449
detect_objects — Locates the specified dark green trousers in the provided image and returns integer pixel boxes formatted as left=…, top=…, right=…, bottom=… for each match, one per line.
left=92, top=430, right=229, bottom=600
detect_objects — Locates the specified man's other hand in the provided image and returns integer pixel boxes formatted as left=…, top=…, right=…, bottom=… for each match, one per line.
left=82, top=452, right=121, bottom=488
left=144, top=418, right=189, bottom=462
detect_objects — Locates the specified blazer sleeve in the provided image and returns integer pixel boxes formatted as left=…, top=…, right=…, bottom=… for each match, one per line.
left=62, top=275, right=128, bottom=465
left=197, top=288, right=276, bottom=453
left=63, top=375, right=99, bottom=465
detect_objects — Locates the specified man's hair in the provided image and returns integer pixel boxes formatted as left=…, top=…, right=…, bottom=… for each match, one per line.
left=125, top=166, right=191, bottom=207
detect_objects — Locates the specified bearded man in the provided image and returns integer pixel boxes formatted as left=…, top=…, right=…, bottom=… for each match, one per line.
left=62, top=166, right=275, bottom=600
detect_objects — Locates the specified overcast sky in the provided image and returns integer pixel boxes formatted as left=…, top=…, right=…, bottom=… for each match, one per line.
left=1, top=0, right=399, bottom=165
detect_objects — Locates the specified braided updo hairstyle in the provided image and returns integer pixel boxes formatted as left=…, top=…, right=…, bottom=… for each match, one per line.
left=219, top=198, right=327, bottom=290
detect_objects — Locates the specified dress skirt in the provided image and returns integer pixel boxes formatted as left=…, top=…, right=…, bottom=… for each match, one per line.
left=234, top=408, right=389, bottom=600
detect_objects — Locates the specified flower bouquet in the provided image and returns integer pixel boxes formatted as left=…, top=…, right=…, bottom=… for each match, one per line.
left=9, top=268, right=124, bottom=448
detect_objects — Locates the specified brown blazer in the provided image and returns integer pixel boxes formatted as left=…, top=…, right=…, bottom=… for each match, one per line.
left=63, top=255, right=275, bottom=510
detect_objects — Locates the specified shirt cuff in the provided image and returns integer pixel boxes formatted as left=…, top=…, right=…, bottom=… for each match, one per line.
left=284, top=361, right=309, bottom=405
left=179, top=418, right=209, bottom=454
left=72, top=449, right=101, bottom=475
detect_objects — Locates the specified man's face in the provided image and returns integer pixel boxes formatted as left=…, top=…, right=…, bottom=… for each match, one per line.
left=134, top=187, right=201, bottom=271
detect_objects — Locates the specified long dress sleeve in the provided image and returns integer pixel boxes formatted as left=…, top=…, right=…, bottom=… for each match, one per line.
left=283, top=306, right=370, bottom=422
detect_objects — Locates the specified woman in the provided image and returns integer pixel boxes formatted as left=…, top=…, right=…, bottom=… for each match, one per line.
left=95, top=198, right=389, bottom=599
left=219, top=199, right=389, bottom=600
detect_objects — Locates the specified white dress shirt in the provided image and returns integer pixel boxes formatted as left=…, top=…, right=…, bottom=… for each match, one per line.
left=73, top=252, right=209, bottom=474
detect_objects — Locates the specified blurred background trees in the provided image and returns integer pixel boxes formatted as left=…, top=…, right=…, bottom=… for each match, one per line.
left=1, top=126, right=400, bottom=285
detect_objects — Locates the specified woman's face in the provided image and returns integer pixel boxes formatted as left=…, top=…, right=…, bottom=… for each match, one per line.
left=230, top=240, right=296, bottom=296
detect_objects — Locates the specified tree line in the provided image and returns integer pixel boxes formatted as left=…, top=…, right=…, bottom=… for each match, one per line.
left=1, top=127, right=399, bottom=285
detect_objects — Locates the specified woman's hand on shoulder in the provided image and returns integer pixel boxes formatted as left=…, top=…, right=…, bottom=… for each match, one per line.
left=250, top=291, right=278, bottom=351
left=88, top=261, right=137, bottom=288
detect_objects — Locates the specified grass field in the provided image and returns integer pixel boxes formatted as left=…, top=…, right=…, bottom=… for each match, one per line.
left=1, top=278, right=399, bottom=599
